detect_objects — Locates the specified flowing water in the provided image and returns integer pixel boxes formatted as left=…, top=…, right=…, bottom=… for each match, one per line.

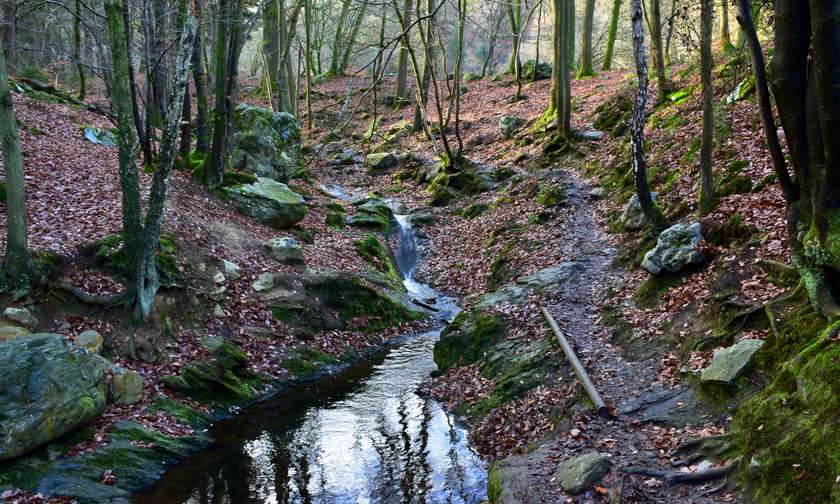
left=132, top=212, right=487, bottom=504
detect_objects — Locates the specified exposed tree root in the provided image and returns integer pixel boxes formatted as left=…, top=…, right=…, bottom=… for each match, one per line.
left=53, top=282, right=132, bottom=307
left=625, top=460, right=735, bottom=485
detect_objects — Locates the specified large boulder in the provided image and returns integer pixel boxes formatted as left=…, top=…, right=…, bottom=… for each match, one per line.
left=230, top=104, right=300, bottom=182
left=475, top=262, right=584, bottom=310
left=365, top=152, right=398, bottom=174
left=701, top=338, right=764, bottom=385
left=555, top=452, right=610, bottom=495
left=621, top=192, right=658, bottom=231
left=261, top=269, right=421, bottom=333
left=3, top=306, right=37, bottom=329
left=642, top=222, right=705, bottom=275
left=522, top=59, right=552, bottom=80
left=0, top=334, right=108, bottom=462
left=264, top=237, right=304, bottom=264
left=161, top=337, right=261, bottom=403
left=499, top=116, right=524, bottom=139
left=347, top=198, right=393, bottom=233
left=223, top=177, right=307, bottom=229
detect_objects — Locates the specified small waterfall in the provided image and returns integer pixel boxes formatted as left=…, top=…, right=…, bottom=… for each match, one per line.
left=393, top=214, right=418, bottom=280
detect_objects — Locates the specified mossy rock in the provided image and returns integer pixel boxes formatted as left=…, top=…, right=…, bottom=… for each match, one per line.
left=222, top=177, right=307, bottom=229
left=161, top=337, right=262, bottom=405
left=434, top=309, right=506, bottom=374
left=458, top=202, right=490, bottom=219
left=282, top=347, right=340, bottom=379
left=230, top=104, right=300, bottom=182
left=355, top=234, right=402, bottom=290
left=522, top=59, right=552, bottom=80
left=731, top=320, right=840, bottom=503
left=325, top=210, right=346, bottom=229
left=593, top=88, right=633, bottom=137
left=266, top=270, right=421, bottom=333
left=347, top=198, right=393, bottom=233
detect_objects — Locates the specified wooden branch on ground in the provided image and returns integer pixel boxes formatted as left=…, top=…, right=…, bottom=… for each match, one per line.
left=53, top=282, right=132, bottom=307
left=541, top=307, right=609, bottom=416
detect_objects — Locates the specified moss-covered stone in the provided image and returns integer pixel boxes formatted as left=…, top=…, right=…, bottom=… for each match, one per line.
left=355, top=234, right=402, bottom=290
left=434, top=310, right=506, bottom=374
left=731, top=320, right=840, bottom=503
left=282, top=347, right=340, bottom=379
left=222, top=177, right=308, bottom=229
left=347, top=198, right=393, bottom=233
left=161, top=337, right=262, bottom=405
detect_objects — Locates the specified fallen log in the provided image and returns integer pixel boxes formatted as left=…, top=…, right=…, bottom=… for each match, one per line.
left=541, top=307, right=609, bottom=416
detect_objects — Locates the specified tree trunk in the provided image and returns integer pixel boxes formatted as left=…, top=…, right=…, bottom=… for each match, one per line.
left=193, top=0, right=209, bottom=154
left=123, top=1, right=152, bottom=164
left=339, top=2, right=368, bottom=73
left=208, top=0, right=232, bottom=187
left=577, top=0, right=596, bottom=77
left=412, top=0, right=434, bottom=132
left=630, top=0, right=665, bottom=231
left=698, top=0, right=715, bottom=213
left=507, top=0, right=522, bottom=75
left=649, top=0, right=669, bottom=102
left=0, top=37, right=29, bottom=286
left=396, top=0, right=413, bottom=101
left=567, top=0, right=575, bottom=70
left=304, top=0, right=314, bottom=130
left=602, top=0, right=622, bottom=71
left=720, top=0, right=732, bottom=50
left=452, top=0, right=467, bottom=157
left=263, top=0, right=280, bottom=111
left=74, top=0, right=86, bottom=100
left=329, top=0, right=351, bottom=75
left=2, top=2, right=15, bottom=71
left=550, top=0, right=571, bottom=138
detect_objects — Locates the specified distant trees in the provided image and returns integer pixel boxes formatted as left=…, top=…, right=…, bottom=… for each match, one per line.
left=577, top=0, right=596, bottom=77
left=602, top=0, right=622, bottom=71
left=0, top=37, right=29, bottom=287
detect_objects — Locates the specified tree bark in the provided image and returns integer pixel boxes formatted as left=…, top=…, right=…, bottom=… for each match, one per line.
left=698, top=0, right=715, bottom=213
left=550, top=0, right=571, bottom=138
left=2, top=2, right=15, bottom=71
left=412, top=0, right=434, bottom=132
left=507, top=0, right=522, bottom=74
left=263, top=0, right=280, bottom=111
left=720, top=0, right=732, bottom=49
left=577, top=0, right=596, bottom=77
left=630, top=0, right=665, bottom=231
left=395, top=0, right=413, bottom=101
left=74, top=0, right=86, bottom=100
left=208, top=0, right=232, bottom=187
left=329, top=0, right=351, bottom=75
left=339, top=1, right=368, bottom=73
left=602, top=0, right=622, bottom=70
left=0, top=36, right=29, bottom=286
left=193, top=0, right=209, bottom=154
left=648, top=0, right=669, bottom=102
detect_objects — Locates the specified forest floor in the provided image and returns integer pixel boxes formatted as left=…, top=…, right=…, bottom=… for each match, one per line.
left=0, top=52, right=808, bottom=503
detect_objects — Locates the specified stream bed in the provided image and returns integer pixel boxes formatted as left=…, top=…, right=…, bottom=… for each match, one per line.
left=132, top=212, right=487, bottom=503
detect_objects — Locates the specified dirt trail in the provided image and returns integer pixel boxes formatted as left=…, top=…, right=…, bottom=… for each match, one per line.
left=492, top=165, right=735, bottom=503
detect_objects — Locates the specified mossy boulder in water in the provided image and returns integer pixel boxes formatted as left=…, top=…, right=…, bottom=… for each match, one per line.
left=347, top=198, right=393, bottom=233
left=223, top=177, right=307, bottom=229
left=161, top=337, right=261, bottom=404
left=264, top=270, right=421, bottom=333
left=230, top=104, right=300, bottom=182
left=0, top=334, right=108, bottom=462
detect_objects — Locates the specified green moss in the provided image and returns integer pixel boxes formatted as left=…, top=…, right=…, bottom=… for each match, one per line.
left=487, top=462, right=504, bottom=503
left=148, top=396, right=211, bottom=430
left=634, top=274, right=683, bottom=308
left=355, top=234, right=401, bottom=289
left=282, top=347, right=339, bottom=378
left=487, top=242, right=517, bottom=291
left=434, top=310, right=506, bottom=374
left=457, top=202, right=490, bottom=219
left=731, top=320, right=840, bottom=503
left=325, top=211, right=346, bottom=229
left=535, top=183, right=567, bottom=207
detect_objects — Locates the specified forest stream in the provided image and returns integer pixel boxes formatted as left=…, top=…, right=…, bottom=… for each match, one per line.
left=131, top=202, right=488, bottom=504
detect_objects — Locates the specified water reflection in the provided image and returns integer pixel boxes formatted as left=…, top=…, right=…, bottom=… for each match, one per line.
left=133, top=212, right=485, bottom=503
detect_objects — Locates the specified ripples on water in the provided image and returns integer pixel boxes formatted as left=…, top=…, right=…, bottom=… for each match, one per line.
left=132, top=213, right=486, bottom=503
